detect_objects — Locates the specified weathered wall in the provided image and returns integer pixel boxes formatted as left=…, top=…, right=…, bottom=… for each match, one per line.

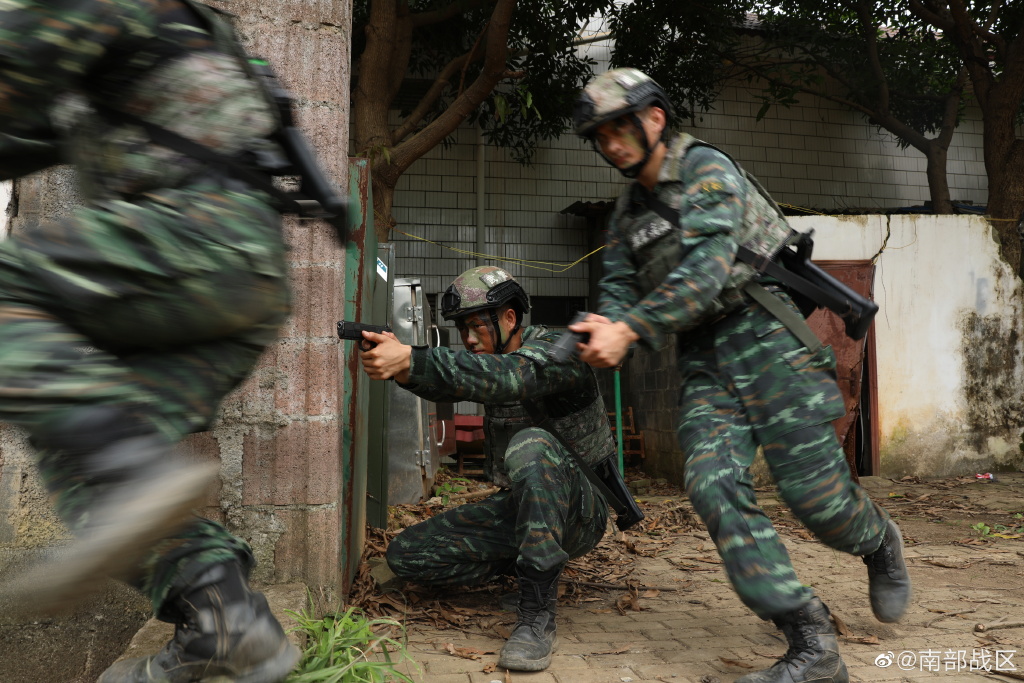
left=0, top=167, right=84, bottom=549
left=627, top=215, right=1024, bottom=482
left=811, top=215, right=1024, bottom=477
left=0, top=1, right=355, bottom=597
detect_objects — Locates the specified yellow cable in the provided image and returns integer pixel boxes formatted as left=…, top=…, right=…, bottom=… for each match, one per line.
left=391, top=228, right=605, bottom=273
left=778, top=203, right=829, bottom=216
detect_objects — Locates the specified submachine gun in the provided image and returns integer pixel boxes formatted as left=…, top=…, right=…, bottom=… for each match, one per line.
left=243, top=58, right=348, bottom=240
left=747, top=229, right=878, bottom=341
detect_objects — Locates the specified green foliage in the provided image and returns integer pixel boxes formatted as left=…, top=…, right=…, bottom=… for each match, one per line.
left=752, top=0, right=966, bottom=147
left=606, top=0, right=993, bottom=211
left=353, top=0, right=614, bottom=165
left=608, top=0, right=749, bottom=122
left=972, top=522, right=992, bottom=537
left=435, top=475, right=471, bottom=505
left=285, top=604, right=418, bottom=683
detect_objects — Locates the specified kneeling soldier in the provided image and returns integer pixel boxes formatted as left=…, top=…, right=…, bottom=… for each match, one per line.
left=360, top=266, right=613, bottom=671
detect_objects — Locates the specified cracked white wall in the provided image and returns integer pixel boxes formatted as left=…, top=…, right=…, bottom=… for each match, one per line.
left=801, top=214, right=1024, bottom=476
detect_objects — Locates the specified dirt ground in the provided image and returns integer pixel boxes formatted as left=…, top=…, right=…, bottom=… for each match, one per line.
left=0, top=572, right=150, bottom=683
left=1, top=471, right=1021, bottom=682
left=353, top=471, right=1024, bottom=682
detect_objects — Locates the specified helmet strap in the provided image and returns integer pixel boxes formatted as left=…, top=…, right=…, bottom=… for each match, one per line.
left=489, top=307, right=522, bottom=355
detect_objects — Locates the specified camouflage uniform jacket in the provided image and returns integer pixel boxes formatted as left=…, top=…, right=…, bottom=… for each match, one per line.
left=400, top=325, right=615, bottom=489
left=0, top=0, right=277, bottom=200
left=599, top=133, right=794, bottom=351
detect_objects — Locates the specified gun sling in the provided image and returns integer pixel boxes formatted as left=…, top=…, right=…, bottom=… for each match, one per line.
left=520, top=399, right=642, bottom=530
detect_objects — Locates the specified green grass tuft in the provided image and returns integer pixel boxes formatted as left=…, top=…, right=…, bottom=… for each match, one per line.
left=285, top=603, right=419, bottom=683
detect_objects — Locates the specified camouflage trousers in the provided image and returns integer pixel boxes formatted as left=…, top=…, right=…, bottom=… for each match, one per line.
left=0, top=178, right=289, bottom=619
left=677, top=295, right=887, bottom=619
left=387, top=427, right=609, bottom=584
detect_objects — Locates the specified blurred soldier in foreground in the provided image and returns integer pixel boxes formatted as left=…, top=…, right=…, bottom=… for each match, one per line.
left=0, top=1, right=303, bottom=681
left=569, top=68, right=911, bottom=683
left=360, top=266, right=612, bottom=671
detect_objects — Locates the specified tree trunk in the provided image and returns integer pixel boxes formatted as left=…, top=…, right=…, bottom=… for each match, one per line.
left=352, top=0, right=517, bottom=242
left=988, top=137, right=1024, bottom=276
left=372, top=172, right=397, bottom=243
left=978, top=83, right=1024, bottom=274
left=923, top=144, right=953, bottom=214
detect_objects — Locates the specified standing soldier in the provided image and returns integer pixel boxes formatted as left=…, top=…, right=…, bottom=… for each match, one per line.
left=0, top=1, right=320, bottom=681
left=568, top=68, right=911, bottom=683
left=359, top=266, right=612, bottom=672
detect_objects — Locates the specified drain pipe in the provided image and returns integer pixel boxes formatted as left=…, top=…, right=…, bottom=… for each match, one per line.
left=476, top=125, right=486, bottom=258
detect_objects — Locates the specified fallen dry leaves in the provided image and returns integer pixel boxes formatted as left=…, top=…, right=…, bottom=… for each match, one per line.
left=831, top=611, right=880, bottom=645
left=441, top=642, right=495, bottom=660
left=347, top=472, right=702, bottom=637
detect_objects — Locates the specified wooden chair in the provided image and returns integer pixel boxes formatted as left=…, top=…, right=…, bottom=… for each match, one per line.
left=608, top=406, right=646, bottom=462
left=453, top=414, right=486, bottom=476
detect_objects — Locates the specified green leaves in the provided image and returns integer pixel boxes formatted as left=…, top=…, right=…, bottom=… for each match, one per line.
left=285, top=603, right=418, bottom=683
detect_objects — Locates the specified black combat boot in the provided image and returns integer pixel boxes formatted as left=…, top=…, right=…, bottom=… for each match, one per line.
left=736, top=597, right=849, bottom=683
left=2, top=407, right=217, bottom=614
left=497, top=567, right=561, bottom=671
left=98, top=562, right=300, bottom=683
left=862, top=518, right=911, bottom=622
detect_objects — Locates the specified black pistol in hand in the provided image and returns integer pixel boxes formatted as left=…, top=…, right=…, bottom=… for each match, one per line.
left=548, top=311, right=591, bottom=363
left=336, top=321, right=393, bottom=351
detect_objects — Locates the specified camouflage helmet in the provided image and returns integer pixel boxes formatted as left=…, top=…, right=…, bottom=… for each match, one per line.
left=572, top=68, right=673, bottom=139
left=440, top=266, right=530, bottom=322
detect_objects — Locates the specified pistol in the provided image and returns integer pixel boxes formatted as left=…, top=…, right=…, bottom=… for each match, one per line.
left=547, top=312, right=591, bottom=363
left=336, top=321, right=393, bottom=350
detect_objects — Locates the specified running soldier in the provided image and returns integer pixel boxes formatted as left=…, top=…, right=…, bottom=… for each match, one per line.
left=0, top=1, right=303, bottom=681
left=568, top=68, right=911, bottom=683
left=359, top=266, right=612, bottom=672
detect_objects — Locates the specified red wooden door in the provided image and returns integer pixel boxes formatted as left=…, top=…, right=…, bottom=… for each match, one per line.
left=805, top=261, right=879, bottom=480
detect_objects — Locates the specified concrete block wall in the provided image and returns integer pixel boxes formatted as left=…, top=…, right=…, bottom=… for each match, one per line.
left=681, top=87, right=987, bottom=213
left=387, top=39, right=988, bottom=424
left=388, top=40, right=988, bottom=339
left=390, top=123, right=617, bottom=308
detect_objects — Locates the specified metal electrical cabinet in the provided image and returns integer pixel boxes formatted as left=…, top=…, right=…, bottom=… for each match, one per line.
left=387, top=278, right=456, bottom=504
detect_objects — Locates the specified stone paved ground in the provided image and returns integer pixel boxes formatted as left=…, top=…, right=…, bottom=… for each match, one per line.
left=380, top=475, right=1024, bottom=683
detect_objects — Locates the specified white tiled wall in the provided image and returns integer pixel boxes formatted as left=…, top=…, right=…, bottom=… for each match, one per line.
left=387, top=38, right=988, bottom=353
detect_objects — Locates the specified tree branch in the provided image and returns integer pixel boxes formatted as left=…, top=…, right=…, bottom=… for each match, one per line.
left=391, top=51, right=473, bottom=145
left=936, top=69, right=968, bottom=149
left=390, top=18, right=490, bottom=145
left=946, top=0, right=996, bottom=105
left=854, top=0, right=890, bottom=114
left=458, top=20, right=489, bottom=96
left=908, top=0, right=953, bottom=32
left=379, top=0, right=518, bottom=184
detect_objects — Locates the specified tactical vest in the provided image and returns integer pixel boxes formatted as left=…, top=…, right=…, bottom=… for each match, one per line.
left=181, top=0, right=283, bottom=124
left=481, top=330, right=615, bottom=489
left=51, top=0, right=279, bottom=201
left=615, top=134, right=796, bottom=319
